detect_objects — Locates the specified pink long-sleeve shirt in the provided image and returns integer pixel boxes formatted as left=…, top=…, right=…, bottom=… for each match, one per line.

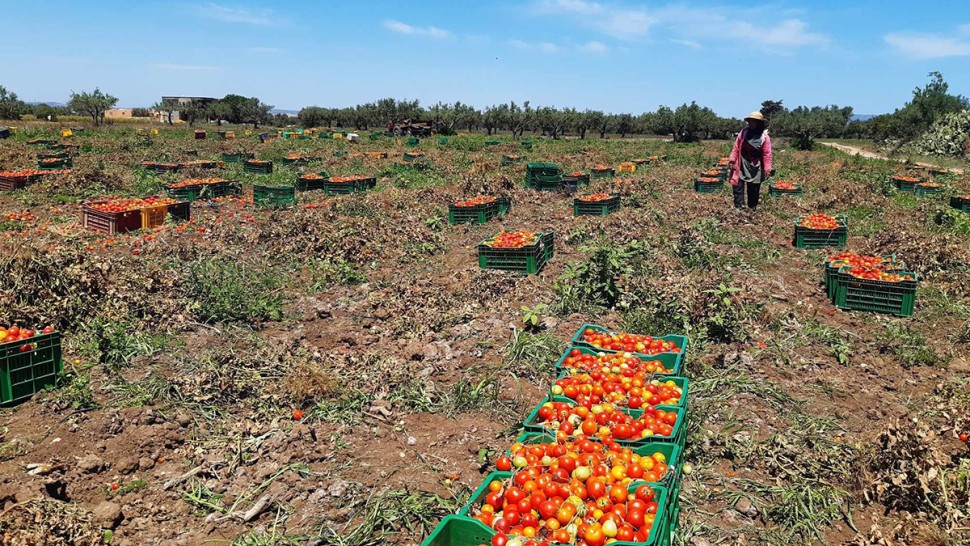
left=729, top=128, right=772, bottom=186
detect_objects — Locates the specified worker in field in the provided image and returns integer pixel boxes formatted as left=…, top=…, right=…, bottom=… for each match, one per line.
left=728, top=111, right=772, bottom=211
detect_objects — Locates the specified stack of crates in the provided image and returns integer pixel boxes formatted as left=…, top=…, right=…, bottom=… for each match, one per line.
left=524, top=162, right=559, bottom=189
left=420, top=323, right=689, bottom=546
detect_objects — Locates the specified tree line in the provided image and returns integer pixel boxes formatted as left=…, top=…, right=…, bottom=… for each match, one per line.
left=1, top=72, right=963, bottom=149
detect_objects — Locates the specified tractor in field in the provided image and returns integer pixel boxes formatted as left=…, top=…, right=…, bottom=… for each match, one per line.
left=388, top=120, right=433, bottom=137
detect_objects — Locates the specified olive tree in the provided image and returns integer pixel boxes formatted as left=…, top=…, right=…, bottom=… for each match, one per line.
left=68, top=88, right=118, bottom=126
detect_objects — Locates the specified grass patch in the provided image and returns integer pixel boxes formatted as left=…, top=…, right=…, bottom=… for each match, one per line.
left=78, top=318, right=174, bottom=373
left=186, top=257, right=285, bottom=323
left=504, top=329, right=565, bottom=380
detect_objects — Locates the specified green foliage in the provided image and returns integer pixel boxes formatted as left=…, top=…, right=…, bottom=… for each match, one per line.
left=309, top=258, right=365, bottom=291
left=877, top=324, right=943, bottom=368
left=932, top=207, right=970, bottom=235
left=186, top=258, right=285, bottom=323
left=771, top=105, right=854, bottom=150
left=670, top=101, right=733, bottom=142
left=554, top=238, right=650, bottom=313
left=79, top=318, right=172, bottom=372
left=504, top=329, right=565, bottom=380
left=0, top=85, right=25, bottom=120
left=51, top=367, right=97, bottom=410
left=909, top=110, right=970, bottom=157
left=68, top=87, right=118, bottom=126
left=520, top=304, right=547, bottom=331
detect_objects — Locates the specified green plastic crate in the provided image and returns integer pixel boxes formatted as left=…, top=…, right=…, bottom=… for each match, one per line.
left=252, top=185, right=296, bottom=207
left=200, top=181, right=242, bottom=199
left=591, top=168, right=616, bottom=179
left=496, top=196, right=512, bottom=217
left=824, top=255, right=902, bottom=303
left=554, top=344, right=683, bottom=380
left=694, top=179, right=724, bottom=193
left=890, top=176, right=921, bottom=192
left=834, top=266, right=917, bottom=317
left=521, top=140, right=533, bottom=149
left=571, top=325, right=688, bottom=370
left=522, top=396, right=687, bottom=448
left=420, top=515, right=494, bottom=546
left=323, top=180, right=357, bottom=195
left=243, top=161, right=273, bottom=174
left=405, top=136, right=420, bottom=147
left=914, top=184, right=943, bottom=196
left=501, top=154, right=524, bottom=166
left=1, top=332, right=62, bottom=405
left=769, top=184, right=803, bottom=198
left=458, top=470, right=670, bottom=546
left=166, top=184, right=202, bottom=203
left=532, top=174, right=565, bottom=191
left=448, top=200, right=500, bottom=225
left=221, top=152, right=251, bottom=163
left=478, top=230, right=554, bottom=275
left=524, top=162, right=559, bottom=188
left=484, top=139, right=501, bottom=146
left=794, top=216, right=847, bottom=249
left=512, top=431, right=684, bottom=489
left=38, top=157, right=72, bottom=169
left=950, top=196, right=970, bottom=212
left=296, top=173, right=329, bottom=192
left=574, top=194, right=621, bottom=216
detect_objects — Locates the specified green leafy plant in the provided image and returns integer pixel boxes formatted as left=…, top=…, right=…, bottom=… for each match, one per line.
left=520, top=304, right=547, bottom=332
left=186, top=257, right=285, bottom=323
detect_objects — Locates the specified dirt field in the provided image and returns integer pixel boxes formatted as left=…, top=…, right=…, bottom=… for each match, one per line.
left=0, top=127, right=968, bottom=546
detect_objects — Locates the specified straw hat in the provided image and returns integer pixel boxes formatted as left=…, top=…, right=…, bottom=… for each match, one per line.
left=744, top=111, right=766, bottom=122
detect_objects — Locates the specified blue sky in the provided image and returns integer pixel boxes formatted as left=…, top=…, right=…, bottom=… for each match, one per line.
left=2, top=1, right=968, bottom=116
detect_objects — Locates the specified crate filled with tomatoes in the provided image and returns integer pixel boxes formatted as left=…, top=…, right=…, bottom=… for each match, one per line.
left=834, top=266, right=918, bottom=317
left=572, top=325, right=687, bottom=370
left=449, top=196, right=503, bottom=225
left=768, top=180, right=802, bottom=197
left=243, top=159, right=273, bottom=174
left=0, top=325, right=62, bottom=406
left=562, top=172, right=591, bottom=192
left=502, top=154, right=525, bottom=166
left=794, top=214, right=847, bottom=249
left=478, top=230, right=554, bottom=275
left=574, top=193, right=621, bottom=217
left=693, top=177, right=723, bottom=193
left=914, top=181, right=943, bottom=196
left=0, top=170, right=45, bottom=191
left=83, top=197, right=189, bottom=234
left=590, top=165, right=616, bottom=180
left=38, top=156, right=73, bottom=170
left=951, top=195, right=970, bottom=213
left=890, top=175, right=922, bottom=192
left=296, top=172, right=329, bottom=192
left=824, top=253, right=904, bottom=302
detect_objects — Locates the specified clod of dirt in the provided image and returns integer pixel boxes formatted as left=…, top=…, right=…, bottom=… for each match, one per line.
left=75, top=454, right=107, bottom=474
left=91, top=501, right=123, bottom=529
left=734, top=497, right=760, bottom=518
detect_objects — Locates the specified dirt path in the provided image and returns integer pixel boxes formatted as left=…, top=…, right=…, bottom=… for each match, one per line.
left=818, top=141, right=966, bottom=173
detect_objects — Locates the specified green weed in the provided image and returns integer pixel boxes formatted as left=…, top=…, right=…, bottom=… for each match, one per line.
left=504, top=329, right=564, bottom=380
left=186, top=257, right=285, bottom=323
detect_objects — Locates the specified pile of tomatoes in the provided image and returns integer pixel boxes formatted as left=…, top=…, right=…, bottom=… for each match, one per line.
left=534, top=399, right=679, bottom=441
left=88, top=197, right=177, bottom=213
left=0, top=325, right=55, bottom=352
left=695, top=177, right=720, bottom=184
left=553, top=374, right=682, bottom=410
left=716, top=158, right=730, bottom=166
left=702, top=169, right=722, bottom=178
left=568, top=171, right=585, bottom=177
left=246, top=159, right=270, bottom=165
left=827, top=253, right=913, bottom=282
left=893, top=175, right=921, bottom=183
left=168, top=178, right=227, bottom=189
left=800, top=213, right=841, bottom=230
left=773, top=180, right=797, bottom=190
left=475, top=441, right=665, bottom=546
left=578, top=329, right=680, bottom=356
left=846, top=268, right=914, bottom=282
left=558, top=350, right=674, bottom=376
left=577, top=193, right=613, bottom=202
left=455, top=196, right=498, bottom=207
left=483, top=231, right=539, bottom=249
left=4, top=211, right=36, bottom=223
left=0, top=169, right=45, bottom=180
left=591, top=165, right=612, bottom=172
left=300, top=173, right=327, bottom=180
left=916, top=182, right=941, bottom=189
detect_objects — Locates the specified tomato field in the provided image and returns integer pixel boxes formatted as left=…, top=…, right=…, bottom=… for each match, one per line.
left=0, top=125, right=968, bottom=546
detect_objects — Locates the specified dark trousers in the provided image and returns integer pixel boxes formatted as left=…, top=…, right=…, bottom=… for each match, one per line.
left=733, top=181, right=761, bottom=209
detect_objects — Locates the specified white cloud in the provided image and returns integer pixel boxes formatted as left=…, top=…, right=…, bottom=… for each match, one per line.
left=531, top=1, right=827, bottom=49
left=383, top=19, right=451, bottom=38
left=152, top=63, right=218, bottom=71
left=885, top=32, right=970, bottom=60
left=579, top=40, right=609, bottom=53
left=191, top=3, right=280, bottom=25
left=508, top=40, right=561, bottom=53
left=670, top=39, right=702, bottom=50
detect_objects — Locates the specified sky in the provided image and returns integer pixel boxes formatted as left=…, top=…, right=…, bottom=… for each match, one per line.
left=2, top=0, right=969, bottom=116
